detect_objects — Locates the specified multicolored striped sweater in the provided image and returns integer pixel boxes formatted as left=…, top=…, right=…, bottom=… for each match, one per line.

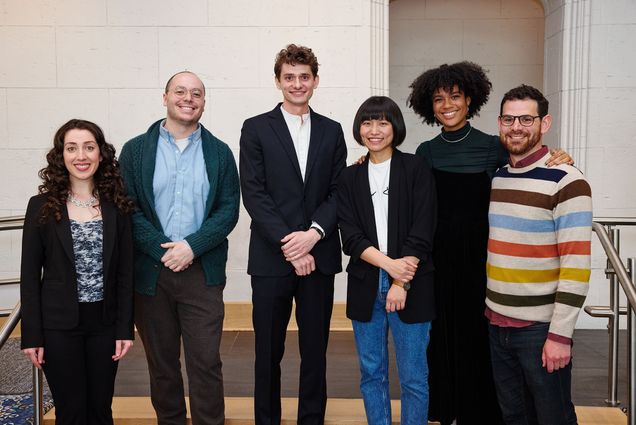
left=486, top=151, right=592, bottom=340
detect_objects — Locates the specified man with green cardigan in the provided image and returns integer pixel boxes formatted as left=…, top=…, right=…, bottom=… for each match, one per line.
left=119, top=71, right=239, bottom=425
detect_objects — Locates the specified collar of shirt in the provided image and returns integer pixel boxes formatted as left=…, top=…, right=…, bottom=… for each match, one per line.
left=280, top=106, right=311, bottom=180
left=159, top=120, right=203, bottom=148
left=509, top=145, right=549, bottom=168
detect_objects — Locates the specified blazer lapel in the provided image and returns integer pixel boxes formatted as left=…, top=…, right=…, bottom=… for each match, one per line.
left=358, top=157, right=379, bottom=248
left=55, top=206, right=75, bottom=263
left=101, top=201, right=116, bottom=284
left=268, top=106, right=303, bottom=181
left=386, top=150, right=402, bottom=257
left=304, top=109, right=323, bottom=184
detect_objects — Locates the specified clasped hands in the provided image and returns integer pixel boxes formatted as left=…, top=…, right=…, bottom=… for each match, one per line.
left=281, top=229, right=321, bottom=276
left=384, top=257, right=417, bottom=313
left=161, top=241, right=194, bottom=272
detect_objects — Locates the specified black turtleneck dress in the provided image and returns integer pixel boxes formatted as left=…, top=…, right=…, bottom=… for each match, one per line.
left=416, top=123, right=508, bottom=425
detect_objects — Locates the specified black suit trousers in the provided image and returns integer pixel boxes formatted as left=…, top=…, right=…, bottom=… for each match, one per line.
left=251, top=271, right=335, bottom=425
left=42, top=301, right=118, bottom=425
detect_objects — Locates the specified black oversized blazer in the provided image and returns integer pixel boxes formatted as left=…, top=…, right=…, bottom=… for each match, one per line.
left=337, top=149, right=437, bottom=323
left=20, top=193, right=134, bottom=349
left=240, top=104, right=348, bottom=276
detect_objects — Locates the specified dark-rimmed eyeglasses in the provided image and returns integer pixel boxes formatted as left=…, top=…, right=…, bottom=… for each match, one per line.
left=499, top=115, right=541, bottom=127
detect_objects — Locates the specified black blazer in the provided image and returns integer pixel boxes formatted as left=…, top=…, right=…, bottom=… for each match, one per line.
left=20, top=194, right=134, bottom=349
left=240, top=104, right=347, bottom=276
left=338, top=150, right=437, bottom=323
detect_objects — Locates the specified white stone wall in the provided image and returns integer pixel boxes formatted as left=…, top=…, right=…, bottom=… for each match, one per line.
left=1, top=0, right=635, bottom=332
left=0, top=0, right=378, bottom=308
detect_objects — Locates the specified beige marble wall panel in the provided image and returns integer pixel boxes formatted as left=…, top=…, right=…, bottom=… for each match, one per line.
left=209, top=0, right=309, bottom=27
left=158, top=27, right=260, bottom=89
left=6, top=89, right=108, bottom=149
left=309, top=0, right=363, bottom=26
left=108, top=88, right=167, bottom=149
left=0, top=27, right=56, bottom=87
left=107, top=0, right=207, bottom=26
left=463, top=19, right=544, bottom=65
left=56, top=27, right=159, bottom=88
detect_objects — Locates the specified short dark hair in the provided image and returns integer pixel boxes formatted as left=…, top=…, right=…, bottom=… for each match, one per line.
left=352, top=96, right=407, bottom=147
left=500, top=84, right=549, bottom=117
left=164, top=71, right=205, bottom=94
left=274, top=44, right=319, bottom=79
left=407, top=61, right=492, bottom=126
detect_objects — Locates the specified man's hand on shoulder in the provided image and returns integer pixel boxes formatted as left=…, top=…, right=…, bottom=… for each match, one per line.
left=542, top=338, right=571, bottom=373
left=290, top=254, right=316, bottom=276
left=281, top=230, right=321, bottom=261
left=161, top=241, right=194, bottom=272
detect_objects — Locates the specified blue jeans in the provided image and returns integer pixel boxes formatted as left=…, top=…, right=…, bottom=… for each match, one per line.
left=488, top=322, right=578, bottom=425
left=352, top=270, right=431, bottom=425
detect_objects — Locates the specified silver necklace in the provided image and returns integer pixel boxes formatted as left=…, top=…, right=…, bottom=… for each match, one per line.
left=440, top=125, right=473, bottom=143
left=68, top=193, right=98, bottom=208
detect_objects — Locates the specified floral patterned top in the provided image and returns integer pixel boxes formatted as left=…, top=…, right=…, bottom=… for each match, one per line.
left=70, top=219, right=104, bottom=303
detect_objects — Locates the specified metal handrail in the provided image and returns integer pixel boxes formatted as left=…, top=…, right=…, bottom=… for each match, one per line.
left=589, top=221, right=636, bottom=424
left=0, top=217, right=42, bottom=424
left=0, top=215, right=24, bottom=231
left=0, top=302, right=43, bottom=425
left=0, top=278, right=19, bottom=287
left=592, top=222, right=636, bottom=309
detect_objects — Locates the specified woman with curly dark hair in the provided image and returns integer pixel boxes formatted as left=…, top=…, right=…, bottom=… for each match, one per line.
left=407, top=62, right=571, bottom=425
left=20, top=119, right=134, bottom=425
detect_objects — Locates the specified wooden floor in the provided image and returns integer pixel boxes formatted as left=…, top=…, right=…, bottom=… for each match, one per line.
left=43, top=397, right=626, bottom=424
left=4, top=304, right=631, bottom=424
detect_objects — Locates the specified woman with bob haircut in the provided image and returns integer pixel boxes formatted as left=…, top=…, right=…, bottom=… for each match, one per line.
left=20, top=119, right=135, bottom=425
left=408, top=62, right=571, bottom=424
left=338, top=96, right=437, bottom=424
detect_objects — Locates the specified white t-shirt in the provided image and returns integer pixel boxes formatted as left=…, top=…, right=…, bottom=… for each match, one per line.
left=368, top=158, right=391, bottom=254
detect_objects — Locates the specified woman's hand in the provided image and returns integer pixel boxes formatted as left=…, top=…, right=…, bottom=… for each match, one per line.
left=112, top=340, right=133, bottom=361
left=546, top=149, right=574, bottom=166
left=386, top=284, right=407, bottom=312
left=22, top=347, right=45, bottom=369
left=384, top=257, right=417, bottom=283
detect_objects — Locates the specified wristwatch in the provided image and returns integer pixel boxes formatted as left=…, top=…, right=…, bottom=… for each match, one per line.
left=392, top=279, right=411, bottom=291
left=310, top=225, right=325, bottom=239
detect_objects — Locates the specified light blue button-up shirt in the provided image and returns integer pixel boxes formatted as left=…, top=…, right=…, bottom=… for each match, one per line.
left=153, top=122, right=209, bottom=241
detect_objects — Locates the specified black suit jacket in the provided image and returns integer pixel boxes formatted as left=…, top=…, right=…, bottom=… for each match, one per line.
left=337, top=150, right=437, bottom=323
left=20, top=194, right=134, bottom=349
left=240, top=104, right=347, bottom=276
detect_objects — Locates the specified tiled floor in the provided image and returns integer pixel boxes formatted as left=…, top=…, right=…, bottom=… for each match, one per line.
left=115, top=329, right=629, bottom=408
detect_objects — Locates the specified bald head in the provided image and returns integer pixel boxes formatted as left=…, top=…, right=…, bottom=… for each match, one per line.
left=164, top=71, right=205, bottom=95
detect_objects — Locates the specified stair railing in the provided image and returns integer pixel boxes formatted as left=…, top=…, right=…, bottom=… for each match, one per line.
left=587, top=219, right=636, bottom=424
left=0, top=215, right=42, bottom=424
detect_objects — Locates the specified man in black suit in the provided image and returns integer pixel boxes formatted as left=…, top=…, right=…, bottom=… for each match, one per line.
left=239, top=44, right=347, bottom=425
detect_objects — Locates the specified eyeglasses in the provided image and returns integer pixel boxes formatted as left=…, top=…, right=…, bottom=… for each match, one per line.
left=170, top=86, right=204, bottom=100
left=499, top=115, right=542, bottom=127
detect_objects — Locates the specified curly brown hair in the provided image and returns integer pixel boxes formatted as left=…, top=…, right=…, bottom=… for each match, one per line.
left=38, top=119, right=134, bottom=222
left=274, top=44, right=319, bottom=79
left=407, top=61, right=492, bottom=126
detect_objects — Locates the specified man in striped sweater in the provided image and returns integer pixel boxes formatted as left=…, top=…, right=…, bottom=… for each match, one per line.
left=486, top=85, right=592, bottom=425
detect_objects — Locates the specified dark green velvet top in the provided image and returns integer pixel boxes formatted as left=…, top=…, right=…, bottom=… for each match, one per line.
left=415, top=122, right=508, bottom=178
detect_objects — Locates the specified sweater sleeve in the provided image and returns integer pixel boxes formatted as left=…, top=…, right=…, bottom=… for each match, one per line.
left=548, top=169, right=592, bottom=340
left=119, top=140, right=171, bottom=262
left=184, top=144, right=240, bottom=257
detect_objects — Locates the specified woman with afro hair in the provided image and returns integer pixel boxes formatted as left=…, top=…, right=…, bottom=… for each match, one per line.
left=407, top=62, right=571, bottom=425
left=20, top=119, right=135, bottom=425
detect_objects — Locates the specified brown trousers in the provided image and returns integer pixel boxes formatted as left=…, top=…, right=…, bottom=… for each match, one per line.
left=135, top=262, right=225, bottom=425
